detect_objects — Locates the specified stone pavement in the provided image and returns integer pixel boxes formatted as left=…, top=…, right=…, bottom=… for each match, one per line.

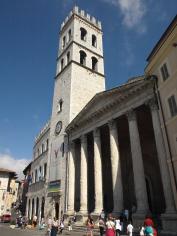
left=0, top=223, right=128, bottom=236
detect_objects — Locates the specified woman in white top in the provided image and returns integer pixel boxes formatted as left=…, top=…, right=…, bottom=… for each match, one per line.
left=115, top=217, right=122, bottom=236
left=105, top=214, right=115, bottom=236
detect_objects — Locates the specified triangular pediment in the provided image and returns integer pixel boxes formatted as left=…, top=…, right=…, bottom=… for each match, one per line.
left=66, top=76, right=153, bottom=131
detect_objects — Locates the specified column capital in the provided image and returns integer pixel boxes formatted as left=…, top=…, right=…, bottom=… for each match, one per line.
left=146, top=97, right=158, bottom=111
left=93, top=127, right=100, bottom=138
left=69, top=140, right=75, bottom=151
left=108, top=119, right=117, bottom=130
left=126, top=109, right=136, bottom=121
left=80, top=134, right=87, bottom=143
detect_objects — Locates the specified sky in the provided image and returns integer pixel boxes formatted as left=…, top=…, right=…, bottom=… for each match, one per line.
left=0, top=0, right=176, bottom=179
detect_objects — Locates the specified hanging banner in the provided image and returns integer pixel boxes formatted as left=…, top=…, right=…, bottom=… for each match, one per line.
left=47, top=180, right=62, bottom=197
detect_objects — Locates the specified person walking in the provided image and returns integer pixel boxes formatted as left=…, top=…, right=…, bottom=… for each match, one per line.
left=139, top=226, right=145, bottom=236
left=144, top=215, right=157, bottom=236
left=105, top=214, right=115, bottom=236
left=47, top=216, right=52, bottom=236
left=32, top=215, right=37, bottom=228
left=100, top=209, right=105, bottom=220
left=127, top=221, right=133, bottom=236
left=86, top=214, right=94, bottom=236
left=51, top=217, right=59, bottom=236
left=115, top=216, right=122, bottom=236
left=68, top=218, right=72, bottom=231
left=99, top=217, right=105, bottom=236
left=58, top=220, right=64, bottom=234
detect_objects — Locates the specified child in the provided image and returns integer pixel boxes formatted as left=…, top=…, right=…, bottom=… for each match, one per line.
left=68, top=218, right=72, bottom=231
left=127, top=221, right=133, bottom=236
left=139, top=226, right=145, bottom=236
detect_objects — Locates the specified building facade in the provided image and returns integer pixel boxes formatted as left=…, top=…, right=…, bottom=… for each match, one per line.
left=145, top=15, right=177, bottom=210
left=25, top=7, right=177, bottom=233
left=65, top=76, right=177, bottom=232
left=0, top=168, right=18, bottom=216
left=26, top=121, right=49, bottom=222
left=45, top=6, right=105, bottom=220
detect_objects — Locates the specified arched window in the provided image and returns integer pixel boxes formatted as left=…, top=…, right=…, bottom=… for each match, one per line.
left=42, top=143, right=44, bottom=153
left=92, top=57, right=98, bottom=71
left=92, top=35, right=97, bottom=47
left=57, top=99, right=63, bottom=113
left=62, top=36, right=66, bottom=48
left=67, top=51, right=70, bottom=64
left=80, top=27, right=87, bottom=41
left=46, top=139, right=49, bottom=150
left=80, top=50, right=87, bottom=66
left=61, top=58, right=64, bottom=70
left=68, top=29, right=71, bottom=41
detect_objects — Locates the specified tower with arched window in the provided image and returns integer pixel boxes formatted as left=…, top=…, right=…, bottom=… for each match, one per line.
left=46, top=6, right=105, bottom=217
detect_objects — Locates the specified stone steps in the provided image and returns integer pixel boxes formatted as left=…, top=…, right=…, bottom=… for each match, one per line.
left=71, top=225, right=177, bottom=236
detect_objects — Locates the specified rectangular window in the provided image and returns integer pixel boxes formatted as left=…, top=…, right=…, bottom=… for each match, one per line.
left=160, top=63, right=169, bottom=81
left=44, top=163, right=47, bottom=179
left=168, top=95, right=177, bottom=117
left=62, top=36, right=66, bottom=48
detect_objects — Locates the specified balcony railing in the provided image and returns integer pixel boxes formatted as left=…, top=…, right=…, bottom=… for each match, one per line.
left=28, top=180, right=45, bottom=193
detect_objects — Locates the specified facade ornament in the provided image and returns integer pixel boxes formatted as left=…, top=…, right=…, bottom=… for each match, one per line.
left=146, top=97, right=158, bottom=110
left=126, top=109, right=136, bottom=121
left=93, top=127, right=100, bottom=138
left=69, top=141, right=75, bottom=151
left=108, top=119, right=116, bottom=130
left=80, top=134, right=87, bottom=143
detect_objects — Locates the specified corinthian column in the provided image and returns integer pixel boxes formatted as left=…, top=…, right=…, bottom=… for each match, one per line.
left=127, top=109, right=148, bottom=213
left=108, top=120, right=123, bottom=214
left=79, top=134, right=88, bottom=213
left=93, top=128, right=103, bottom=214
left=67, top=141, right=75, bottom=214
left=148, top=98, right=176, bottom=213
left=29, top=199, right=32, bottom=220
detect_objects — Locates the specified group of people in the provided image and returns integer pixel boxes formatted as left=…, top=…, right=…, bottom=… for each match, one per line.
left=85, top=210, right=158, bottom=236
left=47, top=217, right=65, bottom=236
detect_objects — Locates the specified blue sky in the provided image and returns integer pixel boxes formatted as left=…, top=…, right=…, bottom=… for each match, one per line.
left=0, top=0, right=176, bottom=178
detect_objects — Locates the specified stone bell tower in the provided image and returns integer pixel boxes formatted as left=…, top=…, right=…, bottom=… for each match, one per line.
left=46, top=6, right=105, bottom=217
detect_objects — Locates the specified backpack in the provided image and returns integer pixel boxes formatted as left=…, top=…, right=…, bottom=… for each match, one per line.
left=144, top=226, right=153, bottom=235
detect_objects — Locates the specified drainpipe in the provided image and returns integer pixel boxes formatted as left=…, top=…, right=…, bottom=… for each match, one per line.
left=145, top=75, right=177, bottom=191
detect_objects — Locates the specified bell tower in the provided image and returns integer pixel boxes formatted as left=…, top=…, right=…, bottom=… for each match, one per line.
left=46, top=6, right=105, bottom=215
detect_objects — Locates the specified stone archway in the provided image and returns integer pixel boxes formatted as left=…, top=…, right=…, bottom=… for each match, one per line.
left=36, top=197, right=39, bottom=218
left=41, top=197, right=45, bottom=219
left=32, top=199, right=34, bottom=218
left=55, top=202, right=59, bottom=219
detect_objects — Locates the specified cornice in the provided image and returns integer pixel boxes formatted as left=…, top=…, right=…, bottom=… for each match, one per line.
left=66, top=79, right=154, bottom=134
left=57, top=40, right=104, bottom=62
left=60, top=13, right=102, bottom=36
left=55, top=60, right=105, bottom=80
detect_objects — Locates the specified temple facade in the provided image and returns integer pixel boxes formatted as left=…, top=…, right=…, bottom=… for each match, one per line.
left=25, top=7, right=177, bottom=233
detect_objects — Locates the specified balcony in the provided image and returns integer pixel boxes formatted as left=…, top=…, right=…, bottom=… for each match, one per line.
left=28, top=180, right=45, bottom=193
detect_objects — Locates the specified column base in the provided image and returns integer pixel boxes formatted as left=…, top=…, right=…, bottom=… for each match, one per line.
left=74, top=212, right=88, bottom=226
left=161, top=212, right=177, bottom=233
left=132, top=212, right=147, bottom=228
left=112, top=210, right=122, bottom=217
left=65, top=210, right=75, bottom=216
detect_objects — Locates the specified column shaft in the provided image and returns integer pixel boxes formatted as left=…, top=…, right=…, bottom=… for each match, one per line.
left=29, top=199, right=32, bottom=220
left=127, top=110, right=148, bottom=213
left=80, top=135, right=88, bottom=213
left=67, top=141, right=75, bottom=214
left=93, top=128, right=103, bottom=213
left=149, top=99, right=176, bottom=213
left=109, top=120, right=123, bottom=214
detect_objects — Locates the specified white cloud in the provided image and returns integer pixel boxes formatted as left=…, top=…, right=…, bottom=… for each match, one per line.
left=102, top=0, right=147, bottom=32
left=0, top=153, right=29, bottom=180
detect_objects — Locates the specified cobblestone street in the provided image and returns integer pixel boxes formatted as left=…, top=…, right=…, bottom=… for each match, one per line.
left=0, top=223, right=99, bottom=236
